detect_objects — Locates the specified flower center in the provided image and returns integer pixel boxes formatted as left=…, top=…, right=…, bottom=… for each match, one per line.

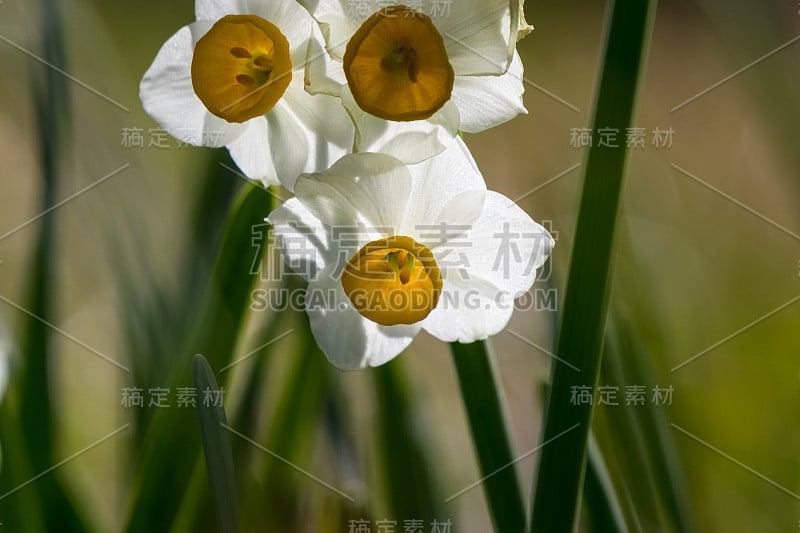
left=343, top=5, right=454, bottom=122
left=341, top=236, right=442, bottom=326
left=191, top=14, right=292, bottom=123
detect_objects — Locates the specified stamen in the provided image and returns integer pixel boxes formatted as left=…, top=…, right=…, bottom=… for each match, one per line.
left=396, top=251, right=408, bottom=269
left=236, top=74, right=256, bottom=86
left=230, top=47, right=251, bottom=58
left=341, top=236, right=442, bottom=326
left=192, top=14, right=293, bottom=123
left=399, top=269, right=410, bottom=285
left=253, top=56, right=272, bottom=69
left=406, top=51, right=419, bottom=83
left=380, top=44, right=419, bottom=83
left=343, top=6, right=454, bottom=121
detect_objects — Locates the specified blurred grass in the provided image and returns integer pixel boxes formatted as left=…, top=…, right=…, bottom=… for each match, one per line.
left=239, top=294, right=331, bottom=530
left=124, top=183, right=270, bottom=531
left=372, top=361, right=444, bottom=524
left=599, top=312, right=695, bottom=532
left=112, top=149, right=241, bottom=440
left=10, top=0, right=89, bottom=530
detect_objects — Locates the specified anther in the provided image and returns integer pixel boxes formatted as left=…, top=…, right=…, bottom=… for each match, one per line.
left=399, top=269, right=411, bottom=284
left=236, top=74, right=256, bottom=86
left=230, top=47, right=251, bottom=58
left=253, top=56, right=272, bottom=69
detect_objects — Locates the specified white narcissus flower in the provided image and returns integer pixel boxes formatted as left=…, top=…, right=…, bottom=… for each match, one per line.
left=268, top=138, right=553, bottom=370
left=140, top=0, right=355, bottom=187
left=301, top=0, right=530, bottom=164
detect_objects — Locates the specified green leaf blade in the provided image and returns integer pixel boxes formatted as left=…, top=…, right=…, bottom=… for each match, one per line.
left=530, top=1, right=658, bottom=530
left=193, top=354, right=240, bottom=533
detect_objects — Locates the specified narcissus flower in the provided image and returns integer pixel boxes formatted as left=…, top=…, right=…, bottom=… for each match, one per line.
left=140, top=0, right=355, bottom=186
left=302, top=0, right=531, bottom=164
left=268, top=138, right=553, bottom=370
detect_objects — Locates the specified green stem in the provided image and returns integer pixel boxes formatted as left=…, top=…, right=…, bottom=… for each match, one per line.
left=530, top=1, right=657, bottom=530
left=450, top=340, right=526, bottom=532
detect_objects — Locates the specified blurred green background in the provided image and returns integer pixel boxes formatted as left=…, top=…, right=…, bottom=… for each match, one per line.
left=0, top=0, right=798, bottom=531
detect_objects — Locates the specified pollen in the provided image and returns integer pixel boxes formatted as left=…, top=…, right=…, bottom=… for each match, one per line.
left=341, top=236, right=442, bottom=326
left=191, top=14, right=292, bottom=123
left=343, top=5, right=455, bottom=122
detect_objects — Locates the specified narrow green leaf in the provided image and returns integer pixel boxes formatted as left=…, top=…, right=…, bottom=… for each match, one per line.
left=450, top=340, right=526, bottom=532
left=583, top=434, right=629, bottom=533
left=124, top=183, right=270, bottom=532
left=19, top=0, right=63, bottom=498
left=530, top=1, right=657, bottom=530
left=225, top=317, right=280, bottom=450
left=321, top=381, right=372, bottom=529
left=112, top=149, right=242, bottom=444
left=192, top=354, right=240, bottom=533
left=373, top=360, right=443, bottom=524
left=170, top=460, right=210, bottom=533
left=9, top=0, right=92, bottom=529
left=176, top=276, right=331, bottom=531
left=241, top=293, right=331, bottom=528
left=601, top=317, right=696, bottom=532
left=0, top=401, right=46, bottom=533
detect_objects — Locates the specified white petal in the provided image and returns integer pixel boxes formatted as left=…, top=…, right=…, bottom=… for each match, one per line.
left=195, top=0, right=247, bottom=20
left=452, top=51, right=527, bottom=134
left=139, top=22, right=247, bottom=147
left=304, top=22, right=347, bottom=97
left=403, top=137, right=487, bottom=233
left=267, top=197, right=332, bottom=281
left=421, top=190, right=554, bottom=342
left=421, top=275, right=514, bottom=343
left=245, top=0, right=318, bottom=66
left=434, top=190, right=554, bottom=296
left=294, top=153, right=412, bottom=232
left=233, top=82, right=353, bottom=189
left=255, top=94, right=308, bottom=185
left=406, top=189, right=488, bottom=276
left=275, top=82, right=355, bottom=190
left=342, top=86, right=459, bottom=164
left=428, top=189, right=487, bottom=237
left=298, top=0, right=361, bottom=61
left=197, top=0, right=316, bottom=67
left=226, top=116, right=278, bottom=185
left=438, top=0, right=513, bottom=76
left=306, top=265, right=421, bottom=370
